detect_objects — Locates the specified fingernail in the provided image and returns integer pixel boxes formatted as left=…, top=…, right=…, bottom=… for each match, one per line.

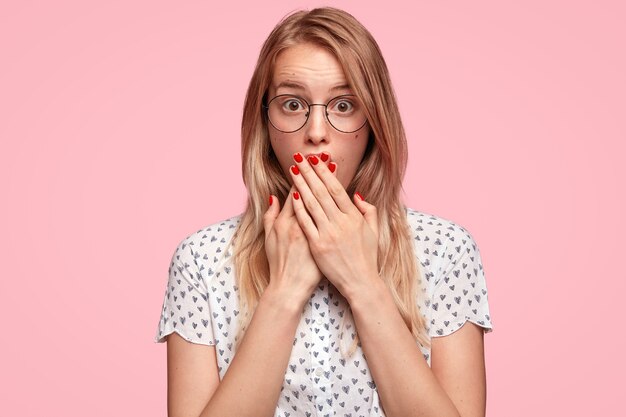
left=293, top=191, right=300, bottom=200
left=308, top=155, right=319, bottom=165
left=355, top=192, right=364, bottom=201
left=290, top=165, right=300, bottom=175
left=293, top=152, right=303, bottom=163
left=320, top=152, right=330, bottom=162
left=269, top=195, right=273, bottom=205
left=329, top=162, right=337, bottom=173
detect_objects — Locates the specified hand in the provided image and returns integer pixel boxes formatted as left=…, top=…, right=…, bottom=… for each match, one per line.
left=263, top=185, right=324, bottom=307
left=288, top=152, right=380, bottom=302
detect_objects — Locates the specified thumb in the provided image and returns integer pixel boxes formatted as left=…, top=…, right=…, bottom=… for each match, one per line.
left=353, top=192, right=379, bottom=239
left=263, top=194, right=280, bottom=236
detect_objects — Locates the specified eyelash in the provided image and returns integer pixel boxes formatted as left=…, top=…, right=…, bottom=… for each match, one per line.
left=281, top=97, right=355, bottom=112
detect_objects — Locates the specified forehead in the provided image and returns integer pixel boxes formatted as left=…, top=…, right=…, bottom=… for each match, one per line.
left=270, top=43, right=350, bottom=93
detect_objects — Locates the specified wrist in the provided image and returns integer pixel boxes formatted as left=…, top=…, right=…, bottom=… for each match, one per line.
left=344, top=272, right=387, bottom=306
left=262, top=284, right=308, bottom=315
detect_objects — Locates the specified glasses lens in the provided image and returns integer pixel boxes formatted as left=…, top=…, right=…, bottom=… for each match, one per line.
left=326, top=95, right=366, bottom=133
left=267, top=95, right=308, bottom=132
left=266, top=94, right=367, bottom=133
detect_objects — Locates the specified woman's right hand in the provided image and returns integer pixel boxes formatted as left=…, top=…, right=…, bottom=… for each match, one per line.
left=263, top=185, right=323, bottom=308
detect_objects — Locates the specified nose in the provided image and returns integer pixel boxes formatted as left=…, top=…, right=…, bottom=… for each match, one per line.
left=304, top=104, right=330, bottom=144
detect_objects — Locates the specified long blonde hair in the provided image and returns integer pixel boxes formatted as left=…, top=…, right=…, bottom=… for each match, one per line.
left=231, top=7, right=430, bottom=358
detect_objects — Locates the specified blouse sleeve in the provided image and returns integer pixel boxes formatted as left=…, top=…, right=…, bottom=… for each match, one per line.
left=154, top=237, right=216, bottom=346
left=429, top=227, right=494, bottom=337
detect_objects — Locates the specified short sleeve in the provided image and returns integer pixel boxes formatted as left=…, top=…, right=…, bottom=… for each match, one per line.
left=429, top=228, right=493, bottom=337
left=154, top=238, right=216, bottom=345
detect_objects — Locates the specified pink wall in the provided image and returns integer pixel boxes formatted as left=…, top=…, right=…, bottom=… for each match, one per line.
left=1, top=1, right=624, bottom=415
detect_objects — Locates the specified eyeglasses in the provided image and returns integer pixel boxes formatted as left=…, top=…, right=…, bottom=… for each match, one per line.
left=262, top=94, right=368, bottom=133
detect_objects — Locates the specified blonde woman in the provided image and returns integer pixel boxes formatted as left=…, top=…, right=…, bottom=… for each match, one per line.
left=155, top=7, right=493, bottom=417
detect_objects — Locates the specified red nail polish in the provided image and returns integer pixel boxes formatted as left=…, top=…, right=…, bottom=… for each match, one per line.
left=320, top=152, right=329, bottom=162
left=355, top=192, right=364, bottom=201
left=269, top=195, right=273, bottom=205
left=329, top=162, right=337, bottom=173
left=308, top=155, right=319, bottom=165
left=290, top=165, right=300, bottom=175
left=293, top=152, right=303, bottom=163
left=293, top=191, right=300, bottom=200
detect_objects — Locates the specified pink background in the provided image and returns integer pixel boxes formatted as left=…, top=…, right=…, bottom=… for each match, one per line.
left=1, top=1, right=624, bottom=415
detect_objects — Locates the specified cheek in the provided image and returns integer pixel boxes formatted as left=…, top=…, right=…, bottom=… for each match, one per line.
left=269, top=132, right=285, bottom=156
left=350, top=131, right=370, bottom=160
left=269, top=133, right=293, bottom=171
left=337, top=138, right=368, bottom=184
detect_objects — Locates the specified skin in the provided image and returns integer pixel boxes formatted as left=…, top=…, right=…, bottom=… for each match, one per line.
left=166, top=41, right=487, bottom=417
left=263, top=42, right=377, bottom=305
left=267, top=42, right=371, bottom=190
left=265, top=42, right=487, bottom=417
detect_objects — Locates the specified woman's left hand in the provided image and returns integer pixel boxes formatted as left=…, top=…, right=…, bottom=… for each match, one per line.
left=289, top=151, right=380, bottom=302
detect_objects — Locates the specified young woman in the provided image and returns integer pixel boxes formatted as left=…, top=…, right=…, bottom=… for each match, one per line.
left=155, top=7, right=493, bottom=417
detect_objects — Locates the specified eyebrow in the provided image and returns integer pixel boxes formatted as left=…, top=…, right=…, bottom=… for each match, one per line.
left=275, top=81, right=352, bottom=93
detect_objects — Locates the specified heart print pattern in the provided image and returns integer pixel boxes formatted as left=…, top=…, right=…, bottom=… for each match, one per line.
left=154, top=207, right=493, bottom=416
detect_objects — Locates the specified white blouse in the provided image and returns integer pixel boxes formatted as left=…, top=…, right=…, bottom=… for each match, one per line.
left=154, top=207, right=494, bottom=417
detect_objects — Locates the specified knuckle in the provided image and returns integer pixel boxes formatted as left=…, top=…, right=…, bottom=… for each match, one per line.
left=300, top=163, right=313, bottom=174
left=308, top=239, right=322, bottom=253
left=303, top=200, right=318, bottom=214
left=327, top=182, right=343, bottom=196
left=288, top=222, right=302, bottom=239
left=328, top=229, right=340, bottom=243
left=314, top=234, right=336, bottom=255
left=313, top=242, right=331, bottom=257
left=309, top=183, right=325, bottom=199
left=274, top=218, right=288, bottom=234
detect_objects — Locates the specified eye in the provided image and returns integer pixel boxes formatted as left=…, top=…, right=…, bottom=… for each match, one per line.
left=331, top=99, right=354, bottom=113
left=282, top=98, right=306, bottom=112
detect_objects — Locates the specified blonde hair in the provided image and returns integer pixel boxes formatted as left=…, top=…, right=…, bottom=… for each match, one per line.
left=231, top=7, right=430, bottom=358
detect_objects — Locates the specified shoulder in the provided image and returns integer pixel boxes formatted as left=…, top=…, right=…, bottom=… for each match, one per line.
left=405, top=208, right=493, bottom=337
left=156, top=214, right=243, bottom=346
left=404, top=207, right=478, bottom=247
left=169, top=213, right=243, bottom=275
left=403, top=207, right=485, bottom=278
left=173, top=214, right=243, bottom=252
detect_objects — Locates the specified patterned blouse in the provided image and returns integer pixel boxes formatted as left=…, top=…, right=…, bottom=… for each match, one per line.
left=155, top=207, right=494, bottom=417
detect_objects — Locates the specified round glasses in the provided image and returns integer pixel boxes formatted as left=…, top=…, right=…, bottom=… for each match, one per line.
left=263, top=94, right=368, bottom=133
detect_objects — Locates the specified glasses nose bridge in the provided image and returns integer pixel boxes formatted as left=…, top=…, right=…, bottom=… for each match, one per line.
left=306, top=102, right=330, bottom=125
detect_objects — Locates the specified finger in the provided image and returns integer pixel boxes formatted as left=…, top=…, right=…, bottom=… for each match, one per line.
left=307, top=155, right=360, bottom=216
left=263, top=194, right=281, bottom=236
left=291, top=189, right=320, bottom=240
left=290, top=158, right=330, bottom=227
left=293, top=152, right=342, bottom=220
left=353, top=192, right=379, bottom=239
left=277, top=185, right=296, bottom=220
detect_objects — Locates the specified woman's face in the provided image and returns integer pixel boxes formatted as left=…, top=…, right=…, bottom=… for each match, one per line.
left=267, top=43, right=371, bottom=189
